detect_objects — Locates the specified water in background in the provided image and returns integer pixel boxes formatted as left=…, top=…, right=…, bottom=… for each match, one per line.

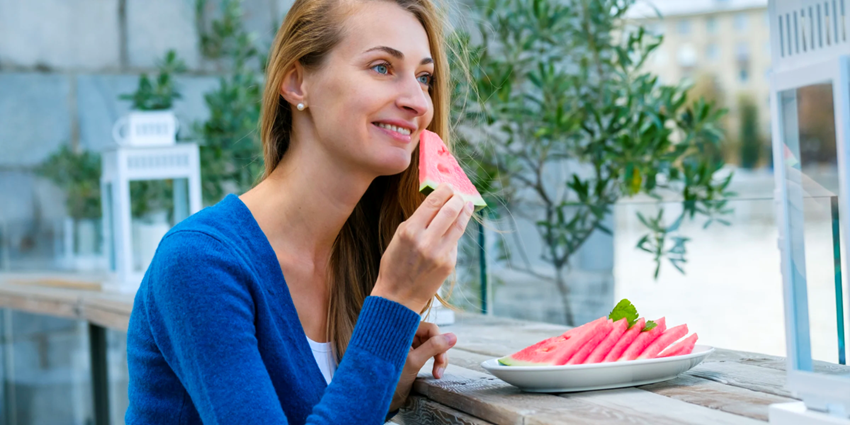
left=615, top=169, right=848, bottom=362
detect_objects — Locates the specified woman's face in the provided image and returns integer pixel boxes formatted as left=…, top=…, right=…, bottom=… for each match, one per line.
left=299, top=1, right=435, bottom=177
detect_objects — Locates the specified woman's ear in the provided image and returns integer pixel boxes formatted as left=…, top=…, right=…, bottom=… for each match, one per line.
left=280, top=61, right=307, bottom=107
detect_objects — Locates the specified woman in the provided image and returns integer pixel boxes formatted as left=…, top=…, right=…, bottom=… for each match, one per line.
left=125, top=0, right=473, bottom=423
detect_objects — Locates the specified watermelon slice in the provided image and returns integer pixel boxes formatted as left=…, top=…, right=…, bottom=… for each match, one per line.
left=602, top=317, right=645, bottom=363
left=496, top=334, right=570, bottom=366
left=658, top=333, right=699, bottom=358
left=617, top=317, right=667, bottom=361
left=418, top=130, right=487, bottom=211
left=563, top=316, right=608, bottom=337
left=498, top=318, right=609, bottom=366
left=637, top=324, right=689, bottom=360
left=567, top=319, right=614, bottom=365
left=584, top=318, right=629, bottom=364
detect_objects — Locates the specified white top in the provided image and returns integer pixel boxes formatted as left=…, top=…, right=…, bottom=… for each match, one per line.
left=306, top=335, right=337, bottom=385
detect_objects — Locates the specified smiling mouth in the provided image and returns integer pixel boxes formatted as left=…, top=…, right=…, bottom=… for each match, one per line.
left=372, top=122, right=412, bottom=136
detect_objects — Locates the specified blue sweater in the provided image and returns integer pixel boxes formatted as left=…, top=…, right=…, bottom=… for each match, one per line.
left=125, top=194, right=421, bottom=424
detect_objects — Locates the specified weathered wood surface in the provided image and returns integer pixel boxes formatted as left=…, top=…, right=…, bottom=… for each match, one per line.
left=2, top=275, right=849, bottom=424
left=396, top=395, right=494, bottom=425
left=0, top=275, right=134, bottom=331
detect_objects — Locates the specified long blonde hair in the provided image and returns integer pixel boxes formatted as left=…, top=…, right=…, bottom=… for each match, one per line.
left=260, top=0, right=455, bottom=361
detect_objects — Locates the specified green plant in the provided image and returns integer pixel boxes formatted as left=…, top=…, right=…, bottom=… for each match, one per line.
left=738, top=94, right=762, bottom=169
left=120, top=50, right=188, bottom=111
left=36, top=145, right=176, bottom=223
left=129, top=180, right=174, bottom=221
left=35, top=145, right=102, bottom=220
left=450, top=0, right=734, bottom=325
left=193, top=0, right=267, bottom=205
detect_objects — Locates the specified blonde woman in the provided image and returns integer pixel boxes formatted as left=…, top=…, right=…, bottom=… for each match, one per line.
left=125, top=0, right=472, bottom=423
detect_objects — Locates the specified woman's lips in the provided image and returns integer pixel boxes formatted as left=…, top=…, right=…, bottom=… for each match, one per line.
left=372, top=122, right=413, bottom=143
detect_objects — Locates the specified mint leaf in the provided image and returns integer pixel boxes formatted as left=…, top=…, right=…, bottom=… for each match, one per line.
left=608, top=299, right=639, bottom=328
left=642, top=320, right=658, bottom=332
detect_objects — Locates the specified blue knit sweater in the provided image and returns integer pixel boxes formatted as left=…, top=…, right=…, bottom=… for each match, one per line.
left=125, top=194, right=421, bottom=424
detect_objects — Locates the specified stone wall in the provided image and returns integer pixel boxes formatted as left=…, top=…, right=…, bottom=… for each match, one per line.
left=0, top=0, right=295, bottom=269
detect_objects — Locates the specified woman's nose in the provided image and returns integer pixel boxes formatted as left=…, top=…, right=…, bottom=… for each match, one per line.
left=395, top=76, right=429, bottom=116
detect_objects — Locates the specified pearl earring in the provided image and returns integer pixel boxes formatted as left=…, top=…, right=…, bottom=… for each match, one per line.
left=296, top=103, right=305, bottom=111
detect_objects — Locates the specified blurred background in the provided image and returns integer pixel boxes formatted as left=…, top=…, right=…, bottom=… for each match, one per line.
left=0, top=0, right=848, bottom=423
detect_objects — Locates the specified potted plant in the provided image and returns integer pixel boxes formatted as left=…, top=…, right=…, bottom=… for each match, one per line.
left=129, top=179, right=174, bottom=272
left=35, top=146, right=105, bottom=271
left=115, top=50, right=187, bottom=147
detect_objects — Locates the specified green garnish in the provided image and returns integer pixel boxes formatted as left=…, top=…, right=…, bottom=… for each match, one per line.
left=642, top=320, right=658, bottom=332
left=608, top=299, right=639, bottom=328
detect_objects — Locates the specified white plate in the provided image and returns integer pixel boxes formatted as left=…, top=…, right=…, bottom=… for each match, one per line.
left=480, top=345, right=714, bottom=393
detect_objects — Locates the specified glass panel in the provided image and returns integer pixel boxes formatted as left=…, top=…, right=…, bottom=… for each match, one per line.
left=450, top=186, right=849, bottom=363
left=107, top=330, right=129, bottom=425
left=104, top=181, right=115, bottom=273
left=613, top=197, right=788, bottom=358
left=779, top=82, right=848, bottom=367
left=0, top=309, right=93, bottom=424
left=129, top=179, right=180, bottom=273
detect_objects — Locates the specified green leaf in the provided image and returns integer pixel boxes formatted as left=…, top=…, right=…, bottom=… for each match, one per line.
left=608, top=299, right=639, bottom=328
left=642, top=320, right=658, bottom=332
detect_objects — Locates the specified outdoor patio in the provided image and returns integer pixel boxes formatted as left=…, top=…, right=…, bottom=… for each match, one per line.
left=3, top=0, right=850, bottom=423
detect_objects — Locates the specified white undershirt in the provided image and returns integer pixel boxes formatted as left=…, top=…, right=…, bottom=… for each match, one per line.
left=306, top=335, right=337, bottom=385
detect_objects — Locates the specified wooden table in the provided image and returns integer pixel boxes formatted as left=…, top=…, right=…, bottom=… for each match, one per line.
left=398, top=313, right=850, bottom=424
left=2, top=274, right=848, bottom=424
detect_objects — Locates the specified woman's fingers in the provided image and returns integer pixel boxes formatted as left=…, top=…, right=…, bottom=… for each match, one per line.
left=410, top=332, right=457, bottom=378
left=424, top=194, right=467, bottom=244
left=433, top=351, right=448, bottom=379
left=405, top=183, right=455, bottom=230
left=438, top=201, right=475, bottom=251
left=412, top=322, right=440, bottom=348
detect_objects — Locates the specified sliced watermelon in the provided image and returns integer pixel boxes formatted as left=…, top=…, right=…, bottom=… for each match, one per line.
left=658, top=333, right=699, bottom=358
left=496, top=334, right=570, bottom=366
left=563, top=316, right=608, bottom=336
left=617, top=317, right=667, bottom=361
left=566, top=319, right=614, bottom=365
left=498, top=318, right=609, bottom=366
left=584, top=318, right=629, bottom=364
left=637, top=324, right=689, bottom=360
left=602, top=317, right=645, bottom=363
left=418, top=130, right=487, bottom=211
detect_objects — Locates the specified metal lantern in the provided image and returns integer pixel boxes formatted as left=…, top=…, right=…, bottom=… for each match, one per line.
left=769, top=0, right=850, bottom=423
left=100, top=143, right=202, bottom=292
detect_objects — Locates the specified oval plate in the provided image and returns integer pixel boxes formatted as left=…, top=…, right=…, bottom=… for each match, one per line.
left=480, top=345, right=715, bottom=393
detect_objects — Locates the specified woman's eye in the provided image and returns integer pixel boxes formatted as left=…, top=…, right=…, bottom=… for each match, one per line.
left=418, top=74, right=433, bottom=86
left=372, top=64, right=389, bottom=75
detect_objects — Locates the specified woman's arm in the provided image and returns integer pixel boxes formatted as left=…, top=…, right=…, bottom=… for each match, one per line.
left=144, top=230, right=419, bottom=424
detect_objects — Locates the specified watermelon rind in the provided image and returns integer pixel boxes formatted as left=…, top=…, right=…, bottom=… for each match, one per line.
left=420, top=179, right=487, bottom=212
left=497, top=357, right=543, bottom=366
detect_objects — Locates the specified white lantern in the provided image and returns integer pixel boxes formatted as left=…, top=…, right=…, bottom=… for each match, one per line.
left=100, top=143, right=202, bottom=292
left=768, top=0, right=850, bottom=423
left=112, top=110, right=180, bottom=147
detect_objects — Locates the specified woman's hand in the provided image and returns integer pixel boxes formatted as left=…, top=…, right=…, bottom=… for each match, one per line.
left=389, top=321, right=457, bottom=412
left=371, top=183, right=474, bottom=313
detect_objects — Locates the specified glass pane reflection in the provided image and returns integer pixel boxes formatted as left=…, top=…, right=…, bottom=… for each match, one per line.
left=0, top=309, right=93, bottom=425
left=780, top=82, right=849, bottom=366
